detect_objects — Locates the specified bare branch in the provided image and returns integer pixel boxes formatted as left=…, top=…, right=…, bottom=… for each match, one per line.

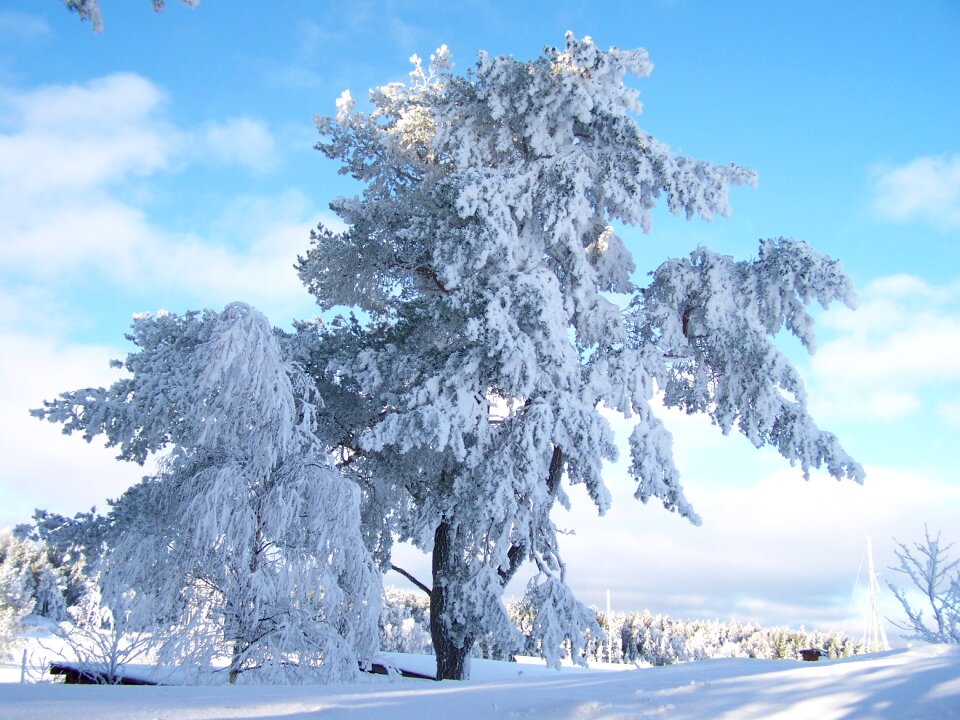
left=390, top=564, right=431, bottom=596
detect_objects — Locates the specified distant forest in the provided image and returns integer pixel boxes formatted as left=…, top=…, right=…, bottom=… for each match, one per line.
left=380, top=587, right=865, bottom=666
left=2, top=530, right=864, bottom=669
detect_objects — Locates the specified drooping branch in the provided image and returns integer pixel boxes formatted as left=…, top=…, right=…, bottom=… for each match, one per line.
left=498, top=446, right=564, bottom=587
left=498, top=543, right=526, bottom=587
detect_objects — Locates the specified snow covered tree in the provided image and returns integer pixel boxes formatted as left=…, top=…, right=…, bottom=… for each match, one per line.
left=62, top=0, right=199, bottom=33
left=379, top=587, right=433, bottom=655
left=297, top=34, right=863, bottom=679
left=34, top=303, right=382, bottom=683
left=889, top=527, right=960, bottom=644
left=0, top=530, right=76, bottom=623
left=0, top=532, right=35, bottom=658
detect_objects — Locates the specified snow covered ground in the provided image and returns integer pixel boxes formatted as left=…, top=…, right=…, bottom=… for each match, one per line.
left=1, top=643, right=958, bottom=719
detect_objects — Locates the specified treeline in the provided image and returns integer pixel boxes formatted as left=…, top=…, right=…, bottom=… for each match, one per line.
left=2, top=530, right=864, bottom=668
left=381, top=587, right=865, bottom=666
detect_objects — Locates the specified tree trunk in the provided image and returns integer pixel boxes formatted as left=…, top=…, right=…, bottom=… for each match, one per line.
left=430, top=520, right=473, bottom=680
left=228, top=513, right=263, bottom=684
left=228, top=640, right=242, bottom=684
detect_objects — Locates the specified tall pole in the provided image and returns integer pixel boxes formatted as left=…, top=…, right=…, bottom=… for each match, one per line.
left=864, top=537, right=890, bottom=652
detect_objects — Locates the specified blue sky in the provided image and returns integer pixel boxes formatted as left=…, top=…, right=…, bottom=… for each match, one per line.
left=1, top=1, right=959, bottom=637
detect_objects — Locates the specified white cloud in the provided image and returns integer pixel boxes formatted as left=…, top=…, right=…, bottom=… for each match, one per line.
left=0, top=74, right=172, bottom=196
left=865, top=274, right=946, bottom=300
left=3, top=190, right=323, bottom=322
left=0, top=73, right=281, bottom=197
left=935, top=399, right=960, bottom=427
left=188, top=117, right=278, bottom=172
left=871, top=155, right=960, bottom=232
left=814, top=321, right=960, bottom=389
left=0, top=330, right=149, bottom=529
left=552, top=457, right=959, bottom=633
left=4, top=197, right=152, bottom=280
left=809, top=275, right=960, bottom=421
left=143, top=203, right=325, bottom=320
left=0, top=73, right=326, bottom=325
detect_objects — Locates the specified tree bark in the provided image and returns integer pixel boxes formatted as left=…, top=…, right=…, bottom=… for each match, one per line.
left=228, top=642, right=242, bottom=684
left=427, top=448, right=563, bottom=680
left=430, top=520, right=473, bottom=680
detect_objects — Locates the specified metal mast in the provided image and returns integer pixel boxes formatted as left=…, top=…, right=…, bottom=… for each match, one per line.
left=863, top=536, right=890, bottom=652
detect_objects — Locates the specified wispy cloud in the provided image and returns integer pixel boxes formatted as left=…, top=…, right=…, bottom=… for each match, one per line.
left=187, top=117, right=278, bottom=173
left=0, top=73, right=173, bottom=194
left=0, top=74, right=279, bottom=194
left=0, top=11, right=52, bottom=41
left=551, top=454, right=960, bottom=632
left=936, top=398, right=960, bottom=427
left=871, top=155, right=960, bottom=232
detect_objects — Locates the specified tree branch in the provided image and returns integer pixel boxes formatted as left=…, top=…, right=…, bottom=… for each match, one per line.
left=498, top=542, right=526, bottom=587
left=415, top=265, right=449, bottom=293
left=499, top=445, right=565, bottom=587
left=390, top=564, right=431, bottom=596
left=547, top=445, right=563, bottom=495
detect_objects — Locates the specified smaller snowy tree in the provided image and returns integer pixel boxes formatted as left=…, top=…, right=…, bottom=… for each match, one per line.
left=44, top=579, right=157, bottom=684
left=34, top=303, right=382, bottom=683
left=379, top=587, right=433, bottom=655
left=0, top=532, right=35, bottom=659
left=0, top=530, right=70, bottom=622
left=889, top=527, right=960, bottom=644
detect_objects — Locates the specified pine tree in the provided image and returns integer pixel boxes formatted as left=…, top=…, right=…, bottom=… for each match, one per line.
left=296, top=34, right=862, bottom=679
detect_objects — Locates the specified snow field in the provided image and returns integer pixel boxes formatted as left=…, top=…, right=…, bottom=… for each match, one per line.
left=1, top=644, right=958, bottom=719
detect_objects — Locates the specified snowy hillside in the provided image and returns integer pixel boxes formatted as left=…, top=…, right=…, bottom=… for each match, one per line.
left=1, top=644, right=958, bottom=719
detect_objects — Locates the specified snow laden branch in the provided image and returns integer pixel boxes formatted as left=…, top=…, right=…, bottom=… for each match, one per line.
left=33, top=304, right=381, bottom=683
left=62, top=0, right=199, bottom=33
left=296, top=33, right=860, bottom=680
left=629, top=238, right=864, bottom=492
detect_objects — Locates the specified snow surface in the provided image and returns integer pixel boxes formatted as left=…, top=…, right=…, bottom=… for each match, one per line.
left=1, top=645, right=957, bottom=719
